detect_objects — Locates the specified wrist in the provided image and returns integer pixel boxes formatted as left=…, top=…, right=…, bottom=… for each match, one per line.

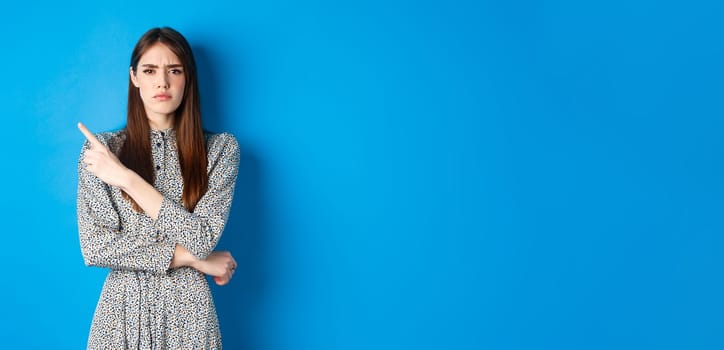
left=190, top=258, right=205, bottom=271
left=171, top=244, right=201, bottom=269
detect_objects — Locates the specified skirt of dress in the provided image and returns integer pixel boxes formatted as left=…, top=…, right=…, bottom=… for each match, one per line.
left=87, top=267, right=221, bottom=350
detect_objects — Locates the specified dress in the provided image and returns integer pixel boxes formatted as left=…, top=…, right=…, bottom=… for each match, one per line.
left=77, top=128, right=240, bottom=350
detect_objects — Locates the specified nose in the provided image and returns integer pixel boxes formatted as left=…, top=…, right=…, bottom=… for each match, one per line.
left=156, top=71, right=170, bottom=89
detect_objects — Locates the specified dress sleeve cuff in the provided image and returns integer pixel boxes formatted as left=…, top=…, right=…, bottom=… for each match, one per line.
left=155, top=240, right=177, bottom=274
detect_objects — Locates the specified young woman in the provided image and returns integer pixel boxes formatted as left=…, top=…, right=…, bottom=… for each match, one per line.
left=77, top=27, right=239, bottom=349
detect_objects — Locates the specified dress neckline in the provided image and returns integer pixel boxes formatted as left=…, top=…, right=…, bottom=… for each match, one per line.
left=150, top=128, right=175, bottom=136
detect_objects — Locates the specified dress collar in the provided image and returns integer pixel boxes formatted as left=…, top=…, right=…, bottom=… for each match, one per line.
left=150, top=128, right=175, bottom=137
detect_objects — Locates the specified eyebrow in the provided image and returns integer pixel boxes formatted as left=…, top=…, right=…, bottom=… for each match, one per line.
left=140, top=64, right=183, bottom=68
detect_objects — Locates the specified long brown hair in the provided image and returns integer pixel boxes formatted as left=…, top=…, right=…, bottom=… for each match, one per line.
left=120, top=27, right=208, bottom=212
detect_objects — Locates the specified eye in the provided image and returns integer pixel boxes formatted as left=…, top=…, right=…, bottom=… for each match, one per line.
left=142, top=69, right=154, bottom=74
left=170, top=69, right=184, bottom=75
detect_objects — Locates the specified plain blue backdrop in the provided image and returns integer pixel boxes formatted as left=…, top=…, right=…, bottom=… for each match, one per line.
left=1, top=0, right=724, bottom=349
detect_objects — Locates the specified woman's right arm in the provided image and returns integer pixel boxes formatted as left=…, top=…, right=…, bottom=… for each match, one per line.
left=77, top=124, right=236, bottom=284
left=77, top=140, right=175, bottom=274
left=78, top=152, right=235, bottom=284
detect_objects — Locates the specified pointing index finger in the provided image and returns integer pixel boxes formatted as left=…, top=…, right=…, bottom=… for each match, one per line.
left=77, top=122, right=103, bottom=148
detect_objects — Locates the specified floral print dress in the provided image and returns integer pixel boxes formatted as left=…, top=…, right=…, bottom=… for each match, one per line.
left=77, top=128, right=239, bottom=349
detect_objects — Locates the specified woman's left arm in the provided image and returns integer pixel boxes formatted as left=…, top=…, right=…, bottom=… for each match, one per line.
left=154, top=133, right=240, bottom=259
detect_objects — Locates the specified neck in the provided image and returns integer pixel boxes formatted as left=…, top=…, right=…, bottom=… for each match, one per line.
left=146, top=112, right=175, bottom=130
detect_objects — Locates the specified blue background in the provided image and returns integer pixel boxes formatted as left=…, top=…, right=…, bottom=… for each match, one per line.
left=1, top=0, right=723, bottom=349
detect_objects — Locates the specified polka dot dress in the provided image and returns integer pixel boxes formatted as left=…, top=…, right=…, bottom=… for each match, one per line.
left=77, top=128, right=240, bottom=349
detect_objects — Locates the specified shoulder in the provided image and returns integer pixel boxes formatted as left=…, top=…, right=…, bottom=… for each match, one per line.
left=205, top=131, right=238, bottom=148
left=205, top=131, right=240, bottom=163
left=79, top=129, right=126, bottom=154
left=97, top=130, right=126, bottom=148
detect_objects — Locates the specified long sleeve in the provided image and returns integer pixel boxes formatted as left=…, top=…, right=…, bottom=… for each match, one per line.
left=154, top=133, right=240, bottom=259
left=77, top=137, right=176, bottom=274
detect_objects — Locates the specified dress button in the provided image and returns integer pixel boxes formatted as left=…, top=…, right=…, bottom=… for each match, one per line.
left=156, top=165, right=161, bottom=170
left=156, top=142, right=161, bottom=147
left=160, top=131, right=165, bottom=137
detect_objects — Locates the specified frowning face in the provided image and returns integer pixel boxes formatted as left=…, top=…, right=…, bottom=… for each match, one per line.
left=130, top=43, right=186, bottom=126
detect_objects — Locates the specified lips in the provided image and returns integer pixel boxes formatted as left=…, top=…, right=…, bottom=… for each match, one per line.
left=153, top=93, right=171, bottom=101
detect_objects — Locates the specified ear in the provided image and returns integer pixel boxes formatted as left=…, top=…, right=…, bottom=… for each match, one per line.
left=129, top=66, right=139, bottom=87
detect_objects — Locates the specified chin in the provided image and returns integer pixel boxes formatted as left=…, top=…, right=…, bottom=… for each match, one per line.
left=152, top=105, right=182, bottom=116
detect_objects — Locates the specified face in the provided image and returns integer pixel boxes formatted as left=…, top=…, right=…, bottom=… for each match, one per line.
left=130, top=43, right=186, bottom=123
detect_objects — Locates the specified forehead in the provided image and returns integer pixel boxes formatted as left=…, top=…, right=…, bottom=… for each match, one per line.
left=138, top=43, right=181, bottom=65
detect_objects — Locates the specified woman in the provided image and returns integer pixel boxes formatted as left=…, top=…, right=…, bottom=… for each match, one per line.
left=77, top=27, right=239, bottom=349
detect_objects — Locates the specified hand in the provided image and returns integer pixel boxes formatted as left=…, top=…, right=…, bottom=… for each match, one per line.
left=195, top=251, right=237, bottom=286
left=78, top=122, right=130, bottom=188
